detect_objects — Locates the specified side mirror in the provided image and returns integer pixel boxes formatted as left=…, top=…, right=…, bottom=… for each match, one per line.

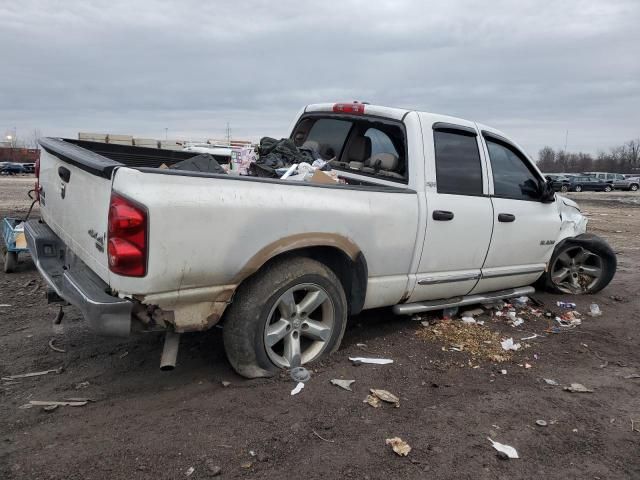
left=539, top=179, right=556, bottom=203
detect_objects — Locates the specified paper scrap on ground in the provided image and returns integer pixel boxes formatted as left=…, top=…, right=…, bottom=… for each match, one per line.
left=349, top=357, right=393, bottom=365
left=501, top=338, right=521, bottom=351
left=488, top=437, right=519, bottom=458
left=385, top=437, right=411, bottom=456
left=564, top=383, right=594, bottom=393
left=290, top=382, right=305, bottom=396
left=330, top=379, right=355, bottom=391
left=20, top=400, right=88, bottom=409
left=2, top=367, right=63, bottom=380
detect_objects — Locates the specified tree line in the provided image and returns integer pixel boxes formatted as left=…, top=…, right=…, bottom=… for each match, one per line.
left=536, top=138, right=640, bottom=174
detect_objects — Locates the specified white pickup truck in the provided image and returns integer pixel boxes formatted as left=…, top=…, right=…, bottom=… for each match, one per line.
left=26, top=102, right=616, bottom=378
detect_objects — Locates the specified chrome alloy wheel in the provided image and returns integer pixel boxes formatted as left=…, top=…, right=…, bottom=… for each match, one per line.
left=263, top=283, right=335, bottom=368
left=550, top=245, right=603, bottom=294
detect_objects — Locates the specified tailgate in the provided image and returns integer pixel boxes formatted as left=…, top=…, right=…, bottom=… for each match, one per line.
left=38, top=138, right=119, bottom=283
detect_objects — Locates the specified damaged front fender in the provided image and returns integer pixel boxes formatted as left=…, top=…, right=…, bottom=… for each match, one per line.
left=557, top=195, right=588, bottom=243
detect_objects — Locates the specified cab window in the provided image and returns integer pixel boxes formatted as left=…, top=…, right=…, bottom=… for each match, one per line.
left=486, top=138, right=541, bottom=201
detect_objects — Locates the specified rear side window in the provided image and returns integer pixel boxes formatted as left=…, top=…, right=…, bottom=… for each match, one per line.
left=303, top=118, right=352, bottom=160
left=434, top=130, right=483, bottom=195
left=486, top=139, right=541, bottom=200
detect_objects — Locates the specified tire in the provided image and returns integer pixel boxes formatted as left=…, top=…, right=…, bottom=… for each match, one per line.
left=560, top=185, right=569, bottom=193
left=4, top=251, right=18, bottom=273
left=223, top=256, right=348, bottom=379
left=604, top=185, right=612, bottom=192
left=574, top=185, right=582, bottom=192
left=541, top=233, right=616, bottom=294
left=630, top=184, right=639, bottom=192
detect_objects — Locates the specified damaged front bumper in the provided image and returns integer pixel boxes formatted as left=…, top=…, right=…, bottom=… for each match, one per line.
left=24, top=220, right=132, bottom=337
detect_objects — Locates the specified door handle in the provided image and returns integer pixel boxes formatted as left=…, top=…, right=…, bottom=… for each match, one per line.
left=58, top=166, right=71, bottom=183
left=433, top=210, right=454, bottom=221
left=498, top=213, right=516, bottom=222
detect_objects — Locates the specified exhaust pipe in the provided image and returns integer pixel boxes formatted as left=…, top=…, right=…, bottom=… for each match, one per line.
left=160, top=331, right=181, bottom=371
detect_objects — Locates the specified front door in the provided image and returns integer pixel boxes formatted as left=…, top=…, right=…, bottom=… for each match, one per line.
left=408, top=119, right=493, bottom=302
left=472, top=132, right=561, bottom=293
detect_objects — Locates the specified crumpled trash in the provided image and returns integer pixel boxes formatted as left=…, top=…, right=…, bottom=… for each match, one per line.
left=369, top=389, right=400, bottom=407
left=512, top=318, right=524, bottom=327
left=513, top=296, right=529, bottom=306
left=588, top=303, right=602, bottom=317
left=564, top=383, right=594, bottom=393
left=385, top=437, right=411, bottom=456
left=487, top=437, right=519, bottom=459
left=557, top=301, right=577, bottom=309
left=330, top=379, right=355, bottom=391
left=501, top=338, right=521, bottom=351
left=543, top=378, right=559, bottom=386
left=461, top=316, right=476, bottom=324
left=290, top=382, right=305, bottom=396
left=462, top=308, right=484, bottom=317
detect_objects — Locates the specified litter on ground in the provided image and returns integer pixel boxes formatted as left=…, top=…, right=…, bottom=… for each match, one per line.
left=385, top=437, right=411, bottom=456
left=19, top=400, right=88, bottom=409
left=369, top=389, right=400, bottom=407
left=348, top=357, right=393, bottom=365
left=487, top=438, right=519, bottom=459
left=290, top=382, right=305, bottom=396
left=543, top=378, right=559, bottom=386
left=501, top=338, right=521, bottom=351
left=564, top=383, right=594, bottom=393
left=2, top=366, right=63, bottom=380
left=330, top=379, right=355, bottom=391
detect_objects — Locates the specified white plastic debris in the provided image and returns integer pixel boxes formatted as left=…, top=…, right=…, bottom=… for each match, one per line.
left=487, top=437, right=519, bottom=459
left=513, top=296, right=530, bottom=305
left=543, top=378, right=559, bottom=386
left=501, top=338, right=521, bottom=351
left=185, top=466, right=195, bottom=477
left=349, top=357, right=393, bottom=365
left=290, top=382, right=305, bottom=396
left=501, top=369, right=507, bottom=375
left=331, top=379, right=355, bottom=391
left=588, top=303, right=602, bottom=317
left=461, top=316, right=476, bottom=324
left=564, top=383, right=594, bottom=393
left=280, top=163, right=298, bottom=180
left=521, top=334, right=539, bottom=341
left=512, top=318, right=524, bottom=327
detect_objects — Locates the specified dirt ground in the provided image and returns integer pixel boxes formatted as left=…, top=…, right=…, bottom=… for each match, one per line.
left=1, top=176, right=639, bottom=479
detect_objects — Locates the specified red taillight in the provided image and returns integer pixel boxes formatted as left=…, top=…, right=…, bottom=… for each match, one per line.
left=34, top=156, right=41, bottom=201
left=332, top=102, right=365, bottom=115
left=107, top=193, right=147, bottom=277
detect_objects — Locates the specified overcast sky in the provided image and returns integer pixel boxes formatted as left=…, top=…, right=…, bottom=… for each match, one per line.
left=1, top=0, right=639, bottom=156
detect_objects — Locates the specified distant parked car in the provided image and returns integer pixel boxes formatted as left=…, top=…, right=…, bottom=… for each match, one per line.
left=583, top=171, right=639, bottom=191
left=569, top=176, right=612, bottom=192
left=21, top=163, right=35, bottom=174
left=545, top=174, right=572, bottom=193
left=0, top=162, right=26, bottom=175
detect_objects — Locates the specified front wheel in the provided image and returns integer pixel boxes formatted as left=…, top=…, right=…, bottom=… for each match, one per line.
left=541, top=234, right=616, bottom=294
left=560, top=185, right=569, bottom=193
left=604, top=185, right=613, bottom=192
left=630, top=184, right=639, bottom=192
left=574, top=185, right=582, bottom=192
left=223, top=257, right=347, bottom=378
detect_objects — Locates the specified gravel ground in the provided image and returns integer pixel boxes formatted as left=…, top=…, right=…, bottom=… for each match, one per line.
left=1, top=176, right=639, bottom=479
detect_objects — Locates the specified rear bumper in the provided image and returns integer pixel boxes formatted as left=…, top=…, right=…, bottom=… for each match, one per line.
left=25, top=220, right=132, bottom=337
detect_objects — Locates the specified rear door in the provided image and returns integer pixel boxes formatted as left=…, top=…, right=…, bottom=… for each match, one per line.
left=471, top=131, right=561, bottom=294
left=408, top=117, right=494, bottom=301
left=38, top=139, right=114, bottom=282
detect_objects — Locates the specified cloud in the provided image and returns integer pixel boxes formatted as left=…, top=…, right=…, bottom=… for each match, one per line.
left=1, top=0, right=638, bottom=154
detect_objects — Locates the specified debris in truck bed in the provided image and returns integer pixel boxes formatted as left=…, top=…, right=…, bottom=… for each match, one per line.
left=169, top=154, right=227, bottom=174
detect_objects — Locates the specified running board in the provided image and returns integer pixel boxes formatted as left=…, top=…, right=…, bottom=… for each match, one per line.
left=392, top=286, right=535, bottom=316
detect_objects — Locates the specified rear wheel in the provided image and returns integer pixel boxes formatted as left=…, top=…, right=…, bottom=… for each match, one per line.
left=604, top=185, right=613, bottom=192
left=3, top=251, right=18, bottom=273
left=574, top=185, right=582, bottom=192
left=223, top=257, right=348, bottom=378
left=560, top=185, right=569, bottom=193
left=541, top=234, right=616, bottom=294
